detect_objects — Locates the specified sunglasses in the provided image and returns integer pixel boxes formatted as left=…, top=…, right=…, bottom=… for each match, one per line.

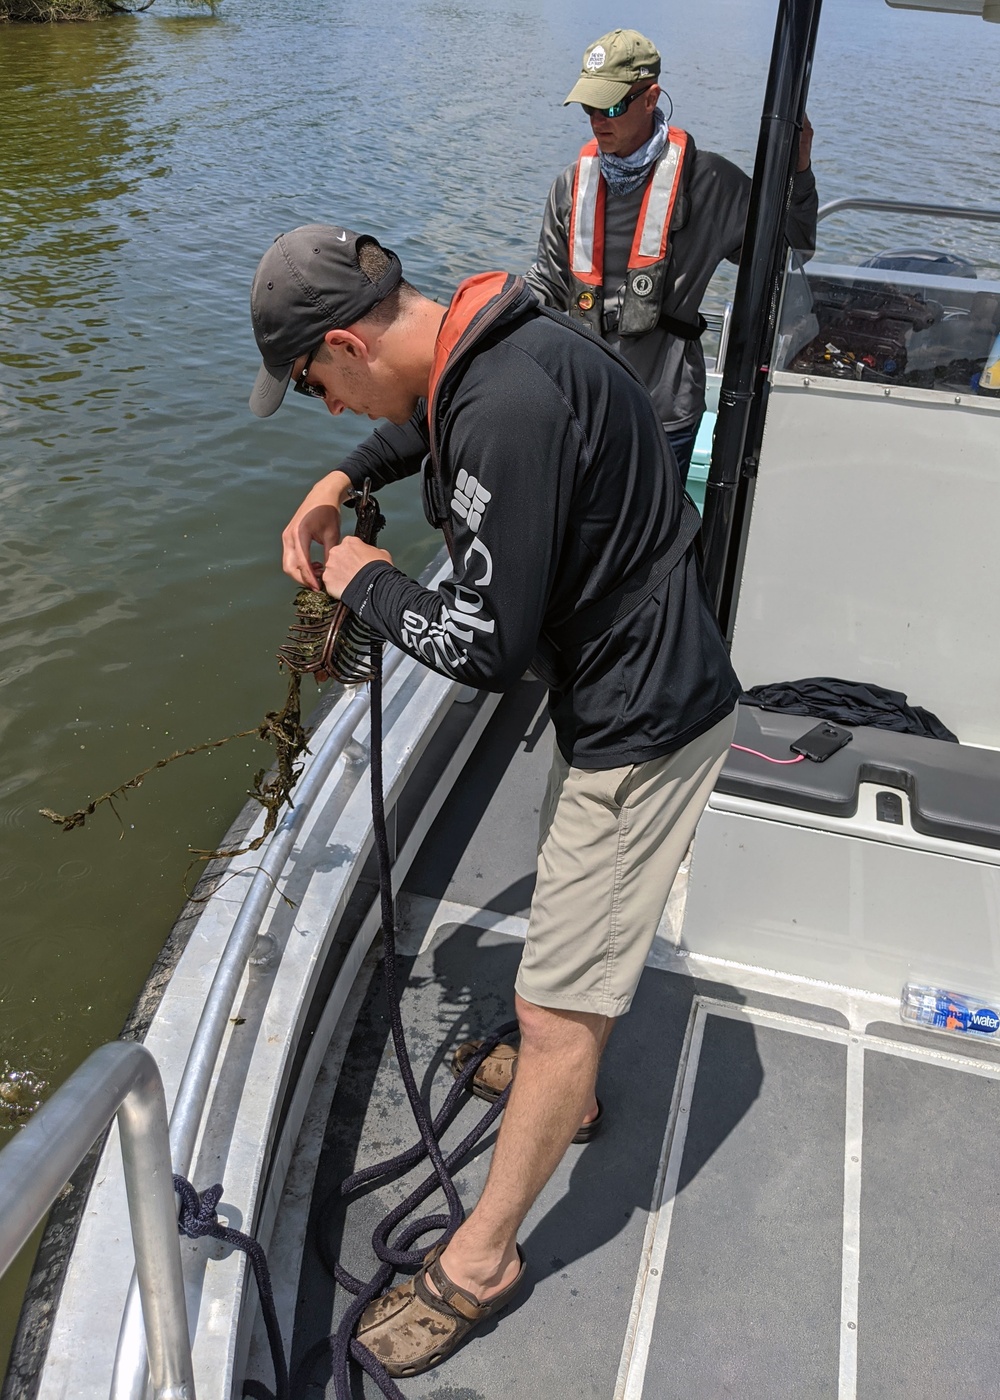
left=292, top=342, right=325, bottom=400
left=582, top=88, right=651, bottom=120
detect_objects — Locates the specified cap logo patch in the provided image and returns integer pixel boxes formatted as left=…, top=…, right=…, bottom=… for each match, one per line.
left=638, top=67, right=651, bottom=76
left=586, top=45, right=606, bottom=70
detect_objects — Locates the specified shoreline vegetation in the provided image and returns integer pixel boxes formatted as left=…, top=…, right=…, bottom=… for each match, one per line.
left=2, top=0, right=218, bottom=18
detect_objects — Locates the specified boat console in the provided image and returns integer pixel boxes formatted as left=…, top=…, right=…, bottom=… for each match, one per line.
left=776, top=257, right=1000, bottom=392
left=681, top=208, right=1000, bottom=1008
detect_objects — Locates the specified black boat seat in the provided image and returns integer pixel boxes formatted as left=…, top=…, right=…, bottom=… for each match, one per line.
left=718, top=706, right=1000, bottom=851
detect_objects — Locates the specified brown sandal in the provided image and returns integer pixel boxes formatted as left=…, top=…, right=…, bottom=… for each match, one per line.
left=451, top=1039, right=604, bottom=1144
left=356, top=1241, right=527, bottom=1377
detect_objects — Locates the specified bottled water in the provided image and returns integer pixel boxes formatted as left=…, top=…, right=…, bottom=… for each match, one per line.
left=900, top=983, right=1000, bottom=1040
left=978, top=329, right=1000, bottom=397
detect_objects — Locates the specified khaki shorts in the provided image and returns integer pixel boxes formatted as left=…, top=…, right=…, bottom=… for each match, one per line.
left=514, top=708, right=737, bottom=1018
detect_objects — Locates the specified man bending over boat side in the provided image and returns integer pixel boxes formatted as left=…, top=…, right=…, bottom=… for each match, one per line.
left=527, top=27, right=817, bottom=482
left=248, top=224, right=741, bottom=1377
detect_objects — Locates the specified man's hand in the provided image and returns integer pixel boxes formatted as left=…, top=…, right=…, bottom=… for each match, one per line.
left=797, top=112, right=814, bottom=173
left=322, top=535, right=393, bottom=600
left=281, top=469, right=354, bottom=589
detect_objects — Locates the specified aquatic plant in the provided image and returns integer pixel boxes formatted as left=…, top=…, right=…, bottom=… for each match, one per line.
left=0, top=1064, right=48, bottom=1126
left=1, top=0, right=219, bottom=22
left=39, top=485, right=384, bottom=863
left=40, top=668, right=310, bottom=861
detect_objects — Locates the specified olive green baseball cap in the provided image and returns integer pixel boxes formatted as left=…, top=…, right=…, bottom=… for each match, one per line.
left=563, top=29, right=661, bottom=108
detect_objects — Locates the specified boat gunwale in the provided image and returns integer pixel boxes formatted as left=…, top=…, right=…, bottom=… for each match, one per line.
left=17, top=554, right=489, bottom=1400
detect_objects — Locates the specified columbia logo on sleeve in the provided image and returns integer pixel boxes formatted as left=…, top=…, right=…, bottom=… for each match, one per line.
left=451, top=470, right=492, bottom=533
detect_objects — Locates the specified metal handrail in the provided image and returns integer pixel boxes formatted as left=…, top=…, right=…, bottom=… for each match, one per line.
left=700, top=303, right=734, bottom=375
left=818, top=196, right=1000, bottom=225
left=0, top=1042, right=195, bottom=1400
left=716, top=302, right=733, bottom=375
left=111, top=646, right=406, bottom=1400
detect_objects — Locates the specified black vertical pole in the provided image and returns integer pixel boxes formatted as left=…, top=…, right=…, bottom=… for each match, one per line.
left=700, top=0, right=823, bottom=640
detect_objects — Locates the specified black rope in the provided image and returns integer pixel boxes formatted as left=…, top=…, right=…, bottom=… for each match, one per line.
left=313, top=638, right=516, bottom=1400
left=173, top=637, right=514, bottom=1400
left=172, top=1174, right=289, bottom=1400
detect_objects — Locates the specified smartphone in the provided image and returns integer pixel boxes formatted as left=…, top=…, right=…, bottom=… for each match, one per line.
left=789, top=721, right=853, bottom=762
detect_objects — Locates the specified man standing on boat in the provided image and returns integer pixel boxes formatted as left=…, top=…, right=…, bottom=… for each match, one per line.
left=527, top=28, right=817, bottom=482
left=249, top=224, right=741, bottom=1376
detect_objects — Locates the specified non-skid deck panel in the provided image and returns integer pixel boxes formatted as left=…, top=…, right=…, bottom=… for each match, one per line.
left=857, top=1050, right=1000, bottom=1397
left=865, top=1017, right=1000, bottom=1067
left=643, top=1017, right=847, bottom=1399
left=400, top=677, right=550, bottom=917
left=291, top=922, right=697, bottom=1399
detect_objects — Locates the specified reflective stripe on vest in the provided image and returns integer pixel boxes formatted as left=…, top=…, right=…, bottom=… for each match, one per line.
left=569, top=128, right=688, bottom=286
left=568, top=149, right=605, bottom=287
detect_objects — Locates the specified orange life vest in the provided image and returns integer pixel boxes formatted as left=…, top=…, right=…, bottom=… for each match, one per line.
left=427, top=271, right=517, bottom=413
left=423, top=271, right=527, bottom=556
left=567, top=128, right=688, bottom=337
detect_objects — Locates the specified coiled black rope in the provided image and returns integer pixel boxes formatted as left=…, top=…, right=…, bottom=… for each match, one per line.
left=177, top=638, right=514, bottom=1400
left=304, top=638, right=516, bottom=1400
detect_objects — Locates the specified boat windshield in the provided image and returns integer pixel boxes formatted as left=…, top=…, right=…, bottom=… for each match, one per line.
left=775, top=254, right=1000, bottom=395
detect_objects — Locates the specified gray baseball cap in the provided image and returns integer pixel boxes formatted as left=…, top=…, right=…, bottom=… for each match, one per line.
left=249, top=224, right=403, bottom=418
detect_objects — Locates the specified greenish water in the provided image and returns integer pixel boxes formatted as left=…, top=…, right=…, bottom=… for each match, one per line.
left=1, top=0, right=997, bottom=1377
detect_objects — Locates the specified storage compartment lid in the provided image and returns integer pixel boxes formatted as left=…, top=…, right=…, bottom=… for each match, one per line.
left=722, top=706, right=1000, bottom=849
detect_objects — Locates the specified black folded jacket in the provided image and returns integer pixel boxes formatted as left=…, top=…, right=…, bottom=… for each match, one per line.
left=740, top=676, right=958, bottom=743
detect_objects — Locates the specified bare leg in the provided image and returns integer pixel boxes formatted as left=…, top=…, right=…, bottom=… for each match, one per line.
left=582, top=1016, right=616, bottom=1124
left=434, top=993, right=611, bottom=1301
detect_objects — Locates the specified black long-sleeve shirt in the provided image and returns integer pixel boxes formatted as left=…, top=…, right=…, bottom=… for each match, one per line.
left=340, top=278, right=740, bottom=768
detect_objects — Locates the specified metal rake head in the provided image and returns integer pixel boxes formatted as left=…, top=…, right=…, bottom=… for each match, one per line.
left=277, top=479, right=385, bottom=684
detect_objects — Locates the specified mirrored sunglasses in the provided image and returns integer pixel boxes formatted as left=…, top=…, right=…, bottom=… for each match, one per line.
left=582, top=88, right=649, bottom=120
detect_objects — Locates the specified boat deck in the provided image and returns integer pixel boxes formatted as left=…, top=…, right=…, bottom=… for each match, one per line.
left=269, top=681, right=1000, bottom=1399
